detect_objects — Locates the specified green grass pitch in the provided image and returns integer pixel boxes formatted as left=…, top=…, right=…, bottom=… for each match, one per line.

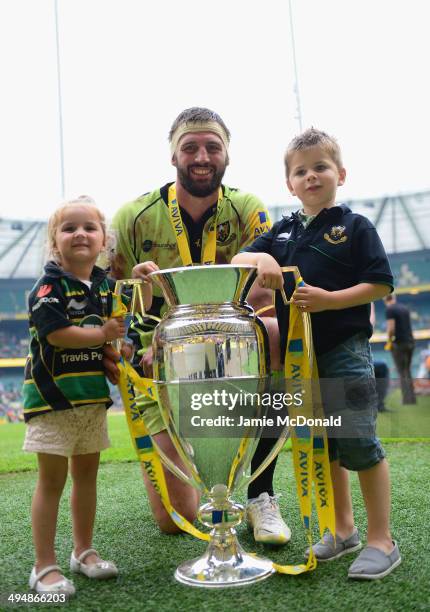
left=0, top=390, right=429, bottom=611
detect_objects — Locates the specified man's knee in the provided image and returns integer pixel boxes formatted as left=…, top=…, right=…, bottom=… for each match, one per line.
left=153, top=499, right=198, bottom=534
left=154, top=507, right=197, bottom=535
left=140, top=463, right=198, bottom=533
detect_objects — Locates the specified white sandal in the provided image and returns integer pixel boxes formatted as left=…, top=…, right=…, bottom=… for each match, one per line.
left=29, top=565, right=75, bottom=596
left=70, top=548, right=118, bottom=579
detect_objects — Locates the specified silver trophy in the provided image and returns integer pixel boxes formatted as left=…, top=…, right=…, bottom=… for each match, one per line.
left=147, top=264, right=289, bottom=587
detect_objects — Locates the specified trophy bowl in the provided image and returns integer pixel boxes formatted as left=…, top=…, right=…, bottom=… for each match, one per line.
left=150, top=265, right=289, bottom=587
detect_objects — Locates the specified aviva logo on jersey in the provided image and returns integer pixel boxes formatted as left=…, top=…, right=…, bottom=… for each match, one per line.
left=253, top=210, right=271, bottom=238
left=170, top=204, right=183, bottom=236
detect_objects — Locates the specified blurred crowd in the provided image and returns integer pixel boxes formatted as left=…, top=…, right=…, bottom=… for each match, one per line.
left=0, top=378, right=124, bottom=425
left=0, top=384, right=23, bottom=423
left=0, top=331, right=28, bottom=359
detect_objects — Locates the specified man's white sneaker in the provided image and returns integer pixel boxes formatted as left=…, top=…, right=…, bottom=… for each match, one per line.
left=246, top=492, right=291, bottom=545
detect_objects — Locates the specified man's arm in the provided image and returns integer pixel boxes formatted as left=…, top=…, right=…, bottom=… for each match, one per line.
left=386, top=317, right=395, bottom=341
left=236, top=194, right=272, bottom=250
left=132, top=261, right=159, bottom=311
left=109, top=202, right=140, bottom=280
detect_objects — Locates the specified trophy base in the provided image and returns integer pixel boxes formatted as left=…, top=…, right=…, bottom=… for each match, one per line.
left=174, top=538, right=275, bottom=588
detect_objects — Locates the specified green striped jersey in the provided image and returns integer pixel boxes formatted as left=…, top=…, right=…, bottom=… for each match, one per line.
left=22, top=262, right=116, bottom=421
left=110, top=183, right=272, bottom=334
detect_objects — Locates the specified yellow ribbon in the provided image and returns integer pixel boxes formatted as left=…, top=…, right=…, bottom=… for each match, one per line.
left=112, top=284, right=208, bottom=539
left=272, top=275, right=335, bottom=575
left=111, top=293, right=129, bottom=317
left=168, top=183, right=222, bottom=266
left=117, top=358, right=209, bottom=541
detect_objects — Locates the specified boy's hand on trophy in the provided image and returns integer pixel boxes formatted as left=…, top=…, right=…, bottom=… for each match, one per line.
left=103, top=317, right=126, bottom=342
left=139, top=346, right=154, bottom=378
left=256, top=254, right=284, bottom=290
left=292, top=284, right=332, bottom=312
left=132, top=261, right=160, bottom=282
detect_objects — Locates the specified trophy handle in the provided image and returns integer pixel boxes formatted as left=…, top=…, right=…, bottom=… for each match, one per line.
left=254, top=265, right=302, bottom=317
left=238, top=433, right=290, bottom=492
left=254, top=266, right=313, bottom=365
left=113, top=279, right=161, bottom=352
left=149, top=436, right=201, bottom=485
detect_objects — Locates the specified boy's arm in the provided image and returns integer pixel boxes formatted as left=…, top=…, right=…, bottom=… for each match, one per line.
left=292, top=282, right=391, bottom=313
left=47, top=318, right=125, bottom=348
left=231, top=252, right=284, bottom=290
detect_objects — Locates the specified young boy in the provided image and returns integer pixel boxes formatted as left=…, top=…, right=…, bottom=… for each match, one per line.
left=232, top=128, right=401, bottom=580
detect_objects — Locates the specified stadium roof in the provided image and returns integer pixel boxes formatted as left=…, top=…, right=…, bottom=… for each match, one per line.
left=1, top=190, right=430, bottom=279
left=0, top=218, right=47, bottom=279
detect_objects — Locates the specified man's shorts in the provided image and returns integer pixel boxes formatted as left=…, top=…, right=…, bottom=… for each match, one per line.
left=317, top=333, right=385, bottom=471
left=23, top=404, right=110, bottom=457
left=136, top=394, right=165, bottom=436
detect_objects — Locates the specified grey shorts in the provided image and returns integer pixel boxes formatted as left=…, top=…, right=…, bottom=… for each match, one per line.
left=317, top=333, right=386, bottom=471
left=23, top=404, right=110, bottom=457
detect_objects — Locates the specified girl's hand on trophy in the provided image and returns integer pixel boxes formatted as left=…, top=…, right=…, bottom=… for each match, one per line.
left=103, top=317, right=126, bottom=342
left=132, top=261, right=160, bottom=282
left=103, top=343, right=121, bottom=385
left=292, top=284, right=333, bottom=313
left=140, top=346, right=154, bottom=378
left=256, top=254, right=284, bottom=290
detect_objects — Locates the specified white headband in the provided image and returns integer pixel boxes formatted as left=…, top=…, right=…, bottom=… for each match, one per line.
left=170, top=120, right=230, bottom=154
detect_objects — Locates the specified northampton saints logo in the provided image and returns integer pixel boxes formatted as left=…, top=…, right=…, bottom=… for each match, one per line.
left=324, top=225, right=348, bottom=244
left=216, top=221, right=231, bottom=243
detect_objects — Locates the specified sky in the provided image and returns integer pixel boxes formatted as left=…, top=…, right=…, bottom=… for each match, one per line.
left=1, top=0, right=430, bottom=221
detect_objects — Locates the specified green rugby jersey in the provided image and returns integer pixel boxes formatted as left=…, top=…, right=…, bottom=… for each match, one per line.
left=22, top=262, right=117, bottom=422
left=110, top=183, right=272, bottom=337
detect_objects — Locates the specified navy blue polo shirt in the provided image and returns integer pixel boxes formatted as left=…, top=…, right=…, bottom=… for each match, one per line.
left=242, top=204, right=393, bottom=357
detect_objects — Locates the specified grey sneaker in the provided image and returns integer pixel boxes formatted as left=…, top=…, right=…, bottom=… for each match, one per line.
left=348, top=541, right=401, bottom=580
left=305, top=529, right=362, bottom=561
left=246, top=492, right=291, bottom=545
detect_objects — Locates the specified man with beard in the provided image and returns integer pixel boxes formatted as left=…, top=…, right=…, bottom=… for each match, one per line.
left=108, top=107, right=290, bottom=544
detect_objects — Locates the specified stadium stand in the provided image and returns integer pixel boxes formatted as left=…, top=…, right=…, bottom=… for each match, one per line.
left=0, top=369, right=23, bottom=423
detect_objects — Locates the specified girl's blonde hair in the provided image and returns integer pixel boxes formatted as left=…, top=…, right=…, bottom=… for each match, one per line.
left=47, top=195, right=107, bottom=262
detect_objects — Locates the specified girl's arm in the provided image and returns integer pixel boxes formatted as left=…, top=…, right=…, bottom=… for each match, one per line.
left=47, top=317, right=125, bottom=348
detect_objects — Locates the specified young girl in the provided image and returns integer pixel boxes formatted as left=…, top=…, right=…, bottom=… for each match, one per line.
left=23, top=196, right=126, bottom=596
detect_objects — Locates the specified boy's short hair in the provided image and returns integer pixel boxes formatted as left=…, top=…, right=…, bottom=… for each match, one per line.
left=47, top=195, right=106, bottom=262
left=284, top=127, right=343, bottom=178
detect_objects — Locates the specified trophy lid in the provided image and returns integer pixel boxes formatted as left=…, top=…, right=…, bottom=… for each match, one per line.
left=150, top=264, right=257, bottom=307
